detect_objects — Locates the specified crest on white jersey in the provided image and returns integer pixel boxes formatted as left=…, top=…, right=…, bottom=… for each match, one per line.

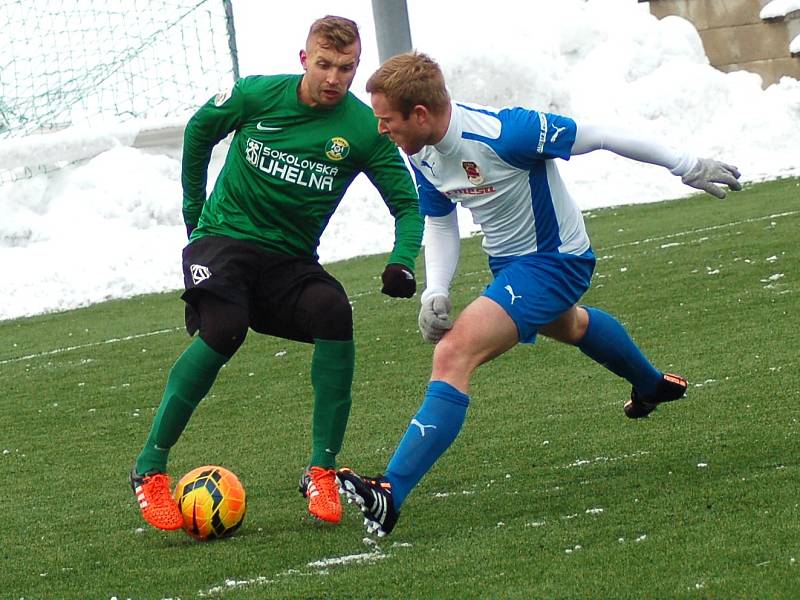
left=461, top=160, right=484, bottom=185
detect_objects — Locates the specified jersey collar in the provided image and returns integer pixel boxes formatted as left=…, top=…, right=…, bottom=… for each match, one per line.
left=431, top=101, right=461, bottom=157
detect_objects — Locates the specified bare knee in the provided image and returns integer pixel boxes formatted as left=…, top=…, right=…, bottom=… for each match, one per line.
left=432, top=333, right=478, bottom=381
left=430, top=297, right=519, bottom=390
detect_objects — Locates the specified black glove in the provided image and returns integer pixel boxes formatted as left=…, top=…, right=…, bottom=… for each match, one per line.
left=186, top=223, right=196, bottom=239
left=381, top=263, right=416, bottom=298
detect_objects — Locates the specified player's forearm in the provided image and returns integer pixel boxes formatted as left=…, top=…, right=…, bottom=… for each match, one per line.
left=572, top=122, right=697, bottom=176
left=181, top=96, right=243, bottom=224
left=367, top=149, right=424, bottom=270
left=181, top=114, right=218, bottom=225
left=420, top=211, right=460, bottom=303
left=387, top=206, right=424, bottom=270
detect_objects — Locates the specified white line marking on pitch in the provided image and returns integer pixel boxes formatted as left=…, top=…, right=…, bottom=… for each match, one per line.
left=600, top=210, right=797, bottom=251
left=0, top=327, right=182, bottom=365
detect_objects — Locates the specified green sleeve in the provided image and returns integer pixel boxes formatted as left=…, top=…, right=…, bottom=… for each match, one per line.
left=181, top=82, right=247, bottom=227
left=364, top=136, right=424, bottom=271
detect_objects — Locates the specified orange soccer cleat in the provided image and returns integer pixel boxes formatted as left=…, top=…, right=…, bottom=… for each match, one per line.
left=130, top=468, right=184, bottom=531
left=299, top=466, right=342, bottom=524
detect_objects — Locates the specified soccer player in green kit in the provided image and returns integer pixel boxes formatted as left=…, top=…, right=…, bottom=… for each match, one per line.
left=130, top=15, right=422, bottom=530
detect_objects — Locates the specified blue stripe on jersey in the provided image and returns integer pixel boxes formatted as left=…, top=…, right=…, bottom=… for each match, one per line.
left=456, top=104, right=576, bottom=166
left=412, top=163, right=454, bottom=217
left=529, top=162, right=562, bottom=252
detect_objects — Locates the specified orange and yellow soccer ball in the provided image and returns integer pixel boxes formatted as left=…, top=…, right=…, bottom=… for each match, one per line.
left=173, top=465, right=246, bottom=541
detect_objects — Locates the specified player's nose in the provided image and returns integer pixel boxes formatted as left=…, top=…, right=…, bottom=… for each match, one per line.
left=326, top=70, right=342, bottom=86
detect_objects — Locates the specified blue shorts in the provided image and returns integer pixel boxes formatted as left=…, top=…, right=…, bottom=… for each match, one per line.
left=483, top=249, right=596, bottom=344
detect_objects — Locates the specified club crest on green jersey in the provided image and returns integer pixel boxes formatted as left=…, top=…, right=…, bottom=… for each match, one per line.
left=325, top=137, right=350, bottom=161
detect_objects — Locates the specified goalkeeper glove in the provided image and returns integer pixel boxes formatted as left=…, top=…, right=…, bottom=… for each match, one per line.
left=381, top=263, right=416, bottom=298
left=418, top=294, right=453, bottom=343
left=682, top=158, right=742, bottom=199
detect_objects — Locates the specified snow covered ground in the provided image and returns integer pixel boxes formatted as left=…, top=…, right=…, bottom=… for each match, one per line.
left=2, top=0, right=799, bottom=321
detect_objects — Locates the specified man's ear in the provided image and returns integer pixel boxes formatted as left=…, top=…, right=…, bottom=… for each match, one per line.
left=299, top=49, right=308, bottom=70
left=412, top=104, right=430, bottom=123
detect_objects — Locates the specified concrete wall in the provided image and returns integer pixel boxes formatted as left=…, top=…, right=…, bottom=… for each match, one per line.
left=645, top=0, right=800, bottom=86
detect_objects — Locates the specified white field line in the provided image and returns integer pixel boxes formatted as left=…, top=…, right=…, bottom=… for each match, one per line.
left=198, top=549, right=390, bottom=597
left=597, top=210, right=798, bottom=252
left=307, top=550, right=389, bottom=568
left=555, top=450, right=651, bottom=469
left=0, top=327, right=183, bottom=366
left=3, top=210, right=796, bottom=367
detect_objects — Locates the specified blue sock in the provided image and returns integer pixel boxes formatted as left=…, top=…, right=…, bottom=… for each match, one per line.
left=578, top=306, right=661, bottom=397
left=385, top=381, right=470, bottom=509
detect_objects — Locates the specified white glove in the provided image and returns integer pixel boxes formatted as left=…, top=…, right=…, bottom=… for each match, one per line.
left=681, top=157, right=742, bottom=199
left=418, top=294, right=453, bottom=343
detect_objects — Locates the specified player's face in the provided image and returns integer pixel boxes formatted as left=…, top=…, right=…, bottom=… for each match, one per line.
left=371, top=92, right=430, bottom=155
left=299, top=36, right=360, bottom=107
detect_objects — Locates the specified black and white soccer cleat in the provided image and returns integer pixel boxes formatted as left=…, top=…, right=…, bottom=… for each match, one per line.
left=336, top=468, right=399, bottom=536
left=625, top=372, right=688, bottom=419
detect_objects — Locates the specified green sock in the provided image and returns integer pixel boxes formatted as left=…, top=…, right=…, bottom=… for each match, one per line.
left=309, top=338, right=355, bottom=468
left=135, top=337, right=228, bottom=474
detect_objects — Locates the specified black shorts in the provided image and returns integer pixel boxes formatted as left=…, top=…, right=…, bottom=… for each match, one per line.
left=181, top=235, right=347, bottom=342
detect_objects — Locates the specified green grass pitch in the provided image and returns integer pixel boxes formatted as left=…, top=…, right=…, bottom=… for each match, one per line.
left=1, top=177, right=798, bottom=599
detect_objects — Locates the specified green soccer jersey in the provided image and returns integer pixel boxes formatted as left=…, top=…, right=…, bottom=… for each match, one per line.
left=181, top=74, right=423, bottom=269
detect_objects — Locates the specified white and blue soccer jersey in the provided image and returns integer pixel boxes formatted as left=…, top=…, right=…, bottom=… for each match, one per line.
left=411, top=101, right=590, bottom=258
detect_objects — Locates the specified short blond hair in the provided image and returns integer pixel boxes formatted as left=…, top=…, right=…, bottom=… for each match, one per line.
left=366, top=52, right=450, bottom=118
left=307, top=15, right=360, bottom=52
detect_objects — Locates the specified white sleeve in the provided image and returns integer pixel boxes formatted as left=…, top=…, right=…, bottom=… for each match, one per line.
left=571, top=121, right=698, bottom=177
left=420, top=210, right=460, bottom=304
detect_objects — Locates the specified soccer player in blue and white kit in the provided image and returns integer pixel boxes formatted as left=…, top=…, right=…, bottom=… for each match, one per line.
left=337, top=52, right=742, bottom=536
